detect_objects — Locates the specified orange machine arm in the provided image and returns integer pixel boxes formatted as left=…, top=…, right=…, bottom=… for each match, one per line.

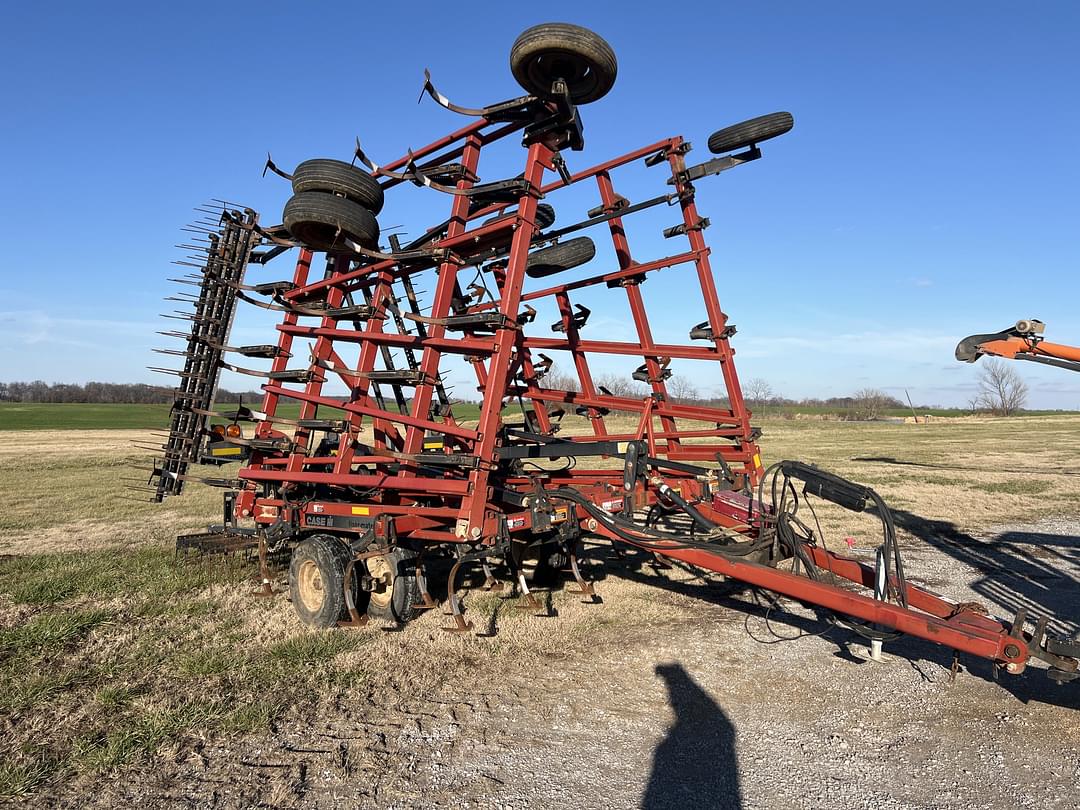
left=956, top=319, right=1080, bottom=372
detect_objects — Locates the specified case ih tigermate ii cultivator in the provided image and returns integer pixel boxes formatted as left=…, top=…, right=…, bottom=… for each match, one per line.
left=144, top=24, right=1079, bottom=685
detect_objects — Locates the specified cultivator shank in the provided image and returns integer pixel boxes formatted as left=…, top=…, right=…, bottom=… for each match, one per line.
left=148, top=23, right=1079, bottom=689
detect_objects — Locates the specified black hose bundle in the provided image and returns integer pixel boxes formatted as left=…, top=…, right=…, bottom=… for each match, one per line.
left=550, top=461, right=909, bottom=644
left=756, top=460, right=908, bottom=640
left=547, top=487, right=774, bottom=559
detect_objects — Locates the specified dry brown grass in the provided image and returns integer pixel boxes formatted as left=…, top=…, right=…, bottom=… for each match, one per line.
left=2, top=415, right=1079, bottom=798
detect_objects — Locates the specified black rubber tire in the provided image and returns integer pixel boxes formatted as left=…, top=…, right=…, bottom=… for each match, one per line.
left=283, top=192, right=380, bottom=252
left=708, top=112, right=794, bottom=155
left=291, top=159, right=384, bottom=215
left=525, top=547, right=569, bottom=587
left=363, top=547, right=423, bottom=624
left=483, top=202, right=556, bottom=231
left=534, top=203, right=557, bottom=230
left=510, top=23, right=617, bottom=104
left=525, top=236, right=596, bottom=278
left=288, top=534, right=353, bottom=629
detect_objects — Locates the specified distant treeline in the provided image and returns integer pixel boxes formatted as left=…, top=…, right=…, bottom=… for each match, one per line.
left=0, top=381, right=264, bottom=404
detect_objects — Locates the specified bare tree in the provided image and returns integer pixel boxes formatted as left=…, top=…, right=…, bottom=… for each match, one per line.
left=977, top=359, right=1028, bottom=416
left=594, top=373, right=647, bottom=400
left=541, top=364, right=580, bottom=392
left=852, top=387, right=894, bottom=421
left=666, top=375, right=699, bottom=404
left=743, top=377, right=774, bottom=415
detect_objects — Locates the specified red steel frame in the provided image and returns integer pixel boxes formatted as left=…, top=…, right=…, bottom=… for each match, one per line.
left=236, top=114, right=759, bottom=544
left=212, top=104, right=1075, bottom=679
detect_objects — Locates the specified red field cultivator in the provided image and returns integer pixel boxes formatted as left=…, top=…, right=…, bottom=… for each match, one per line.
left=146, top=23, right=1079, bottom=685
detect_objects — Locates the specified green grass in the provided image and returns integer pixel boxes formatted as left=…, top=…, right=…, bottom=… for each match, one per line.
left=0, top=609, right=113, bottom=659
left=968, top=479, right=1054, bottom=496
left=0, top=543, right=374, bottom=800
left=0, top=402, right=300, bottom=431
left=0, top=403, right=178, bottom=431
left=0, top=547, right=247, bottom=607
left=0, top=400, right=482, bottom=431
left=0, top=748, right=61, bottom=801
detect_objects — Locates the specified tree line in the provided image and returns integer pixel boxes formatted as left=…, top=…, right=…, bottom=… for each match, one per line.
left=2, top=358, right=1030, bottom=417
left=544, top=367, right=911, bottom=418
left=0, top=381, right=264, bottom=404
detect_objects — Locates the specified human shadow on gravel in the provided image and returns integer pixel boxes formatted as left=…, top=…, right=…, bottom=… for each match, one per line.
left=643, top=663, right=741, bottom=809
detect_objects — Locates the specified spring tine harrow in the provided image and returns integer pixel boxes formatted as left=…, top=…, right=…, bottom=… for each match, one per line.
left=145, top=206, right=262, bottom=501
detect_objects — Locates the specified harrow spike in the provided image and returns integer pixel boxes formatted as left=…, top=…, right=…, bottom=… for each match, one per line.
left=148, top=366, right=209, bottom=381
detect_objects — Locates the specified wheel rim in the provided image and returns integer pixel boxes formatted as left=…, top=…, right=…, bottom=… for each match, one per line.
left=366, top=555, right=394, bottom=609
left=296, top=559, right=325, bottom=612
left=523, top=52, right=600, bottom=100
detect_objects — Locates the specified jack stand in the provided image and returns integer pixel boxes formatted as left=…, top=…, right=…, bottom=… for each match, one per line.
left=869, top=638, right=884, bottom=662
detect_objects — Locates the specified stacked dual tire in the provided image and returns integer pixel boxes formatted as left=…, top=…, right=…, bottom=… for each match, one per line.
left=283, top=159, right=384, bottom=253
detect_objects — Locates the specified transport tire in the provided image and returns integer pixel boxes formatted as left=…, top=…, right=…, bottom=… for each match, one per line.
left=283, top=191, right=380, bottom=252
left=523, top=547, right=569, bottom=586
left=534, top=203, right=557, bottom=230
left=525, top=236, right=596, bottom=278
left=291, top=158, right=385, bottom=215
left=288, top=534, right=354, bottom=628
left=364, top=547, right=423, bottom=623
left=482, top=202, right=556, bottom=230
left=510, top=23, right=617, bottom=104
left=707, top=112, right=794, bottom=155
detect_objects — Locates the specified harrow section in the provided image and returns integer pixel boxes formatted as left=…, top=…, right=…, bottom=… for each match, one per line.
left=146, top=23, right=1079, bottom=688
left=151, top=207, right=262, bottom=500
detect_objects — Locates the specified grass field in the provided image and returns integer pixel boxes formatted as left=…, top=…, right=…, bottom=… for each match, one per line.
left=0, top=401, right=482, bottom=431
left=1, top=413, right=1079, bottom=799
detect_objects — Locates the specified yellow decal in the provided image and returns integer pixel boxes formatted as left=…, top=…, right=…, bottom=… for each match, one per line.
left=211, top=447, right=242, bottom=456
left=553, top=507, right=569, bottom=522
left=423, top=441, right=444, bottom=450
left=752, top=453, right=762, bottom=468
left=351, top=506, right=370, bottom=516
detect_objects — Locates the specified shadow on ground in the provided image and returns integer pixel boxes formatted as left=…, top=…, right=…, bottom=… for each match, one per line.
left=579, top=538, right=1080, bottom=710
left=889, top=509, right=1080, bottom=637
left=643, top=663, right=741, bottom=809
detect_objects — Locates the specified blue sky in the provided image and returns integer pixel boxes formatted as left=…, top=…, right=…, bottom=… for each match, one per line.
left=1, top=2, right=1078, bottom=407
